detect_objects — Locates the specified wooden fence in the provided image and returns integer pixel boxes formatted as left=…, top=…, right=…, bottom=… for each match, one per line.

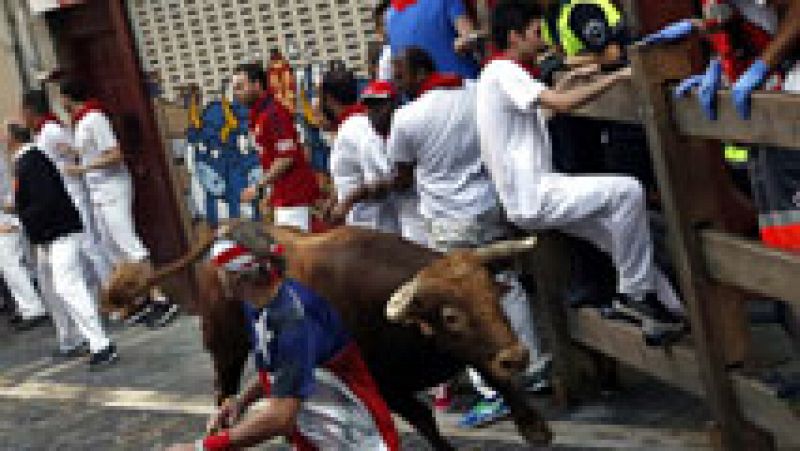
left=527, top=42, right=800, bottom=451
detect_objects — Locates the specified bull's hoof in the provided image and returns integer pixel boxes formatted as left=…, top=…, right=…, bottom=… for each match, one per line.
left=516, top=421, right=553, bottom=446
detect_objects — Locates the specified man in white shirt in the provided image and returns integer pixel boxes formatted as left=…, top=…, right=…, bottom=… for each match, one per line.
left=0, top=148, right=47, bottom=331
left=23, top=90, right=112, bottom=292
left=324, top=68, right=422, bottom=243
left=478, top=0, right=683, bottom=345
left=58, top=81, right=179, bottom=328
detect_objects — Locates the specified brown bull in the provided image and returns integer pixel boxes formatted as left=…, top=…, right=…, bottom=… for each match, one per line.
left=104, top=222, right=550, bottom=449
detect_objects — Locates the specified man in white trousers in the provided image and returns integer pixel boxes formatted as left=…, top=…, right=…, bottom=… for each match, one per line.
left=0, top=148, right=47, bottom=331
left=478, top=1, right=684, bottom=346
left=3, top=122, right=116, bottom=366
left=22, top=90, right=112, bottom=291
left=58, top=81, right=179, bottom=328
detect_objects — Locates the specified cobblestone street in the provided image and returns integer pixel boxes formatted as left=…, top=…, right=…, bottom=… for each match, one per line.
left=0, top=316, right=713, bottom=450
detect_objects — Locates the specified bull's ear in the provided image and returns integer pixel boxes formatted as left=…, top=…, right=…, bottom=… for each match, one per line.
left=386, top=275, right=421, bottom=322
left=472, top=236, right=538, bottom=263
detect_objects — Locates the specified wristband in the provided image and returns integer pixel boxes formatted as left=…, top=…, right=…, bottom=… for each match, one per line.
left=202, top=430, right=232, bottom=450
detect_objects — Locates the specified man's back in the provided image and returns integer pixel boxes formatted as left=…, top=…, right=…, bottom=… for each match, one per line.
left=391, top=83, right=497, bottom=220
left=387, top=0, right=479, bottom=78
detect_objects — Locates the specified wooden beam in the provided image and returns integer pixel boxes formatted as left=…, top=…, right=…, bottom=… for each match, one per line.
left=570, top=309, right=704, bottom=396
left=700, top=229, right=800, bottom=307
left=570, top=79, right=642, bottom=123
left=673, top=90, right=800, bottom=149
left=569, top=309, right=800, bottom=447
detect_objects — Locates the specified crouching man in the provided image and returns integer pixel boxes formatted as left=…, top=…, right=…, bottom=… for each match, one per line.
left=166, top=234, right=399, bottom=451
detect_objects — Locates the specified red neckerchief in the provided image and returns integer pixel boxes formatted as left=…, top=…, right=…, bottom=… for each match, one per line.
left=484, top=52, right=541, bottom=79
left=335, top=103, right=368, bottom=131
left=391, top=0, right=418, bottom=11
left=33, top=113, right=61, bottom=134
left=72, top=99, right=105, bottom=124
left=249, top=92, right=274, bottom=131
left=417, top=73, right=464, bottom=97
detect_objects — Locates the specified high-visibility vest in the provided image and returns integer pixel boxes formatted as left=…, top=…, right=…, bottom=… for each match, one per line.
left=724, top=144, right=749, bottom=164
left=541, top=0, right=622, bottom=57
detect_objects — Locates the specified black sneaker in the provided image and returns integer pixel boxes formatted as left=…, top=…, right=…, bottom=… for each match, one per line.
left=124, top=303, right=153, bottom=326
left=613, top=293, right=685, bottom=346
left=88, top=344, right=119, bottom=369
left=52, top=342, right=89, bottom=360
left=146, top=302, right=180, bottom=328
left=13, top=314, right=48, bottom=331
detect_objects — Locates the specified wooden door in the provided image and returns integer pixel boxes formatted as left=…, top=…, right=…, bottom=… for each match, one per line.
left=47, top=0, right=192, bottom=301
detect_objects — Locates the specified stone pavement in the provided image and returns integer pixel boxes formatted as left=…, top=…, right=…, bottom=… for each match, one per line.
left=0, top=316, right=712, bottom=450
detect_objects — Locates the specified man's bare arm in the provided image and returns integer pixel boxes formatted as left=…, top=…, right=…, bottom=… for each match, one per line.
left=227, top=397, right=300, bottom=447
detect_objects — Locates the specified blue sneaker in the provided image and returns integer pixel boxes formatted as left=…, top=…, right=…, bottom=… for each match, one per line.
left=458, top=397, right=510, bottom=428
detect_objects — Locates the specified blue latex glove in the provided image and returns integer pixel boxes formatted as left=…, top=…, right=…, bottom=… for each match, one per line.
left=639, top=19, right=696, bottom=46
left=698, top=58, right=722, bottom=120
left=732, top=59, right=769, bottom=120
left=674, top=75, right=704, bottom=98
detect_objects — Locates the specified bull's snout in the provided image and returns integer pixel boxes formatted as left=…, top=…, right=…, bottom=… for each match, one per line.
left=492, top=343, right=530, bottom=377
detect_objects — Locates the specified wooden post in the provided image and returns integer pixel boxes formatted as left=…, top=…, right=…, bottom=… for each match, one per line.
left=628, top=44, right=770, bottom=450
left=522, top=232, right=579, bottom=406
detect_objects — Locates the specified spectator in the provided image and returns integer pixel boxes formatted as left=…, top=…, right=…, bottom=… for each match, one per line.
left=478, top=0, right=683, bottom=346
left=235, top=63, right=320, bottom=232
left=386, top=0, right=481, bottom=78
left=2, top=122, right=116, bottom=366
left=58, top=80, right=179, bottom=328
left=0, top=144, right=47, bottom=331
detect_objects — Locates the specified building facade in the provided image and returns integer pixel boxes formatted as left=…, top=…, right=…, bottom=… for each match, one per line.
left=126, top=0, right=378, bottom=100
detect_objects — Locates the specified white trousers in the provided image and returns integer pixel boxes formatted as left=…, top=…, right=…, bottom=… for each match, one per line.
left=91, top=178, right=149, bottom=265
left=514, top=175, right=655, bottom=296
left=70, top=186, right=113, bottom=285
left=38, top=234, right=110, bottom=353
left=274, top=206, right=311, bottom=232
left=397, top=195, right=428, bottom=247
left=0, top=232, right=46, bottom=319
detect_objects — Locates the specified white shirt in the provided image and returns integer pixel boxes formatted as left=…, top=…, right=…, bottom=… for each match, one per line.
left=0, top=154, right=18, bottom=227
left=331, top=114, right=397, bottom=231
left=390, top=83, right=498, bottom=220
left=36, top=122, right=88, bottom=205
left=477, top=59, right=552, bottom=221
left=73, top=111, right=131, bottom=203
left=377, top=45, right=393, bottom=81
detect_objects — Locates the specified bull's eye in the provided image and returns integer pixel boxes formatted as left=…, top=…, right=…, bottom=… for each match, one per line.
left=441, top=306, right=468, bottom=332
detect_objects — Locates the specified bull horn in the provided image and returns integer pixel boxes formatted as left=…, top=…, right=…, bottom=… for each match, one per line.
left=386, top=276, right=420, bottom=322
left=473, top=236, right=538, bottom=261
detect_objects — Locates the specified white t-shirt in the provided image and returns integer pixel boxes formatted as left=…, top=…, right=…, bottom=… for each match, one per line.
left=73, top=111, right=131, bottom=203
left=331, top=114, right=397, bottom=231
left=390, top=83, right=498, bottom=220
left=36, top=122, right=88, bottom=205
left=477, top=59, right=552, bottom=221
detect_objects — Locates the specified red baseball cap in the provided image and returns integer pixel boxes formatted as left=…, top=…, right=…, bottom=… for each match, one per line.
left=360, top=80, right=398, bottom=101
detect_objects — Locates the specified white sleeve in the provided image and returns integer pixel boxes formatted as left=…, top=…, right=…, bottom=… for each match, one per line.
left=330, top=131, right=364, bottom=203
left=377, top=46, right=393, bottom=81
left=388, top=114, right=416, bottom=165
left=91, top=114, right=120, bottom=152
left=496, top=66, right=548, bottom=112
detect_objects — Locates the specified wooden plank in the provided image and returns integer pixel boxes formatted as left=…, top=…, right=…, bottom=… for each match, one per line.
left=700, top=229, right=800, bottom=307
left=733, top=374, right=800, bottom=448
left=569, top=309, right=799, bottom=447
left=673, top=90, right=800, bottom=149
left=570, top=309, right=704, bottom=396
left=570, top=79, right=641, bottom=123
left=629, top=44, right=755, bottom=450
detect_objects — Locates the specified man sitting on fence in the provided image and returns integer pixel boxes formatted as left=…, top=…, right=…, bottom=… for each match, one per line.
left=477, top=0, right=685, bottom=346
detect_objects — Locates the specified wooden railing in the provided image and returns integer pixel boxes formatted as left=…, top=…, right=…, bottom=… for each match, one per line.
left=527, top=43, right=800, bottom=451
